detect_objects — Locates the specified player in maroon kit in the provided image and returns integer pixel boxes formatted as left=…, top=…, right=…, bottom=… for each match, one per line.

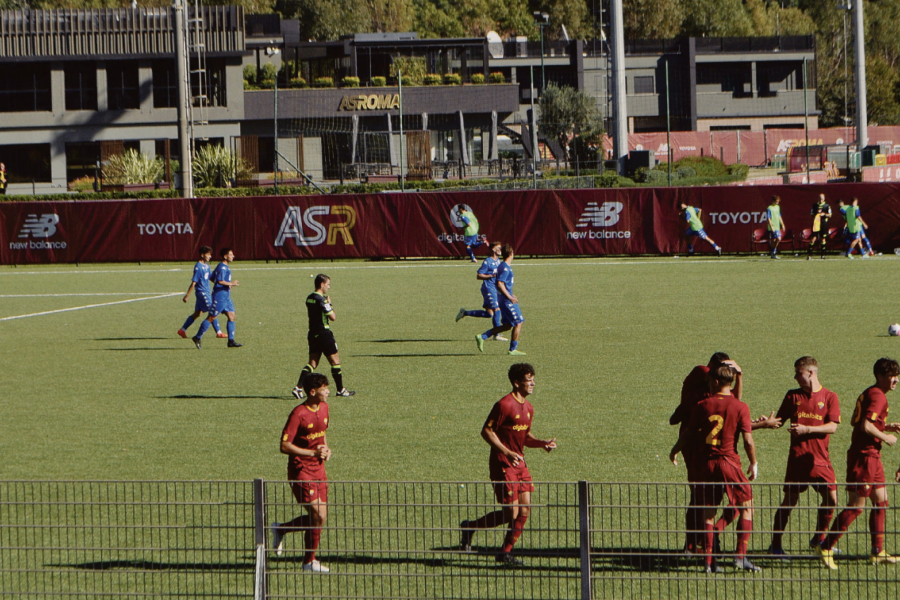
left=270, top=373, right=332, bottom=573
left=817, top=358, right=900, bottom=569
left=762, top=357, right=840, bottom=558
left=670, top=362, right=761, bottom=573
left=669, top=353, right=743, bottom=554
left=459, top=363, right=557, bottom=565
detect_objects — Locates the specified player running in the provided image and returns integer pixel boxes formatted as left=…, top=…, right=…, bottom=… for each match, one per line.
left=808, top=193, right=832, bottom=259
left=204, top=247, right=242, bottom=348
left=765, top=195, right=786, bottom=259
left=456, top=240, right=507, bottom=342
left=816, top=358, right=900, bottom=569
left=670, top=362, right=761, bottom=573
left=271, top=373, right=332, bottom=572
left=838, top=199, right=866, bottom=259
left=475, top=244, right=526, bottom=356
left=178, top=246, right=223, bottom=340
left=762, top=357, right=840, bottom=558
left=292, top=274, right=354, bottom=400
left=458, top=206, right=483, bottom=262
left=853, top=198, right=878, bottom=257
left=459, top=363, right=556, bottom=565
left=679, top=202, right=722, bottom=256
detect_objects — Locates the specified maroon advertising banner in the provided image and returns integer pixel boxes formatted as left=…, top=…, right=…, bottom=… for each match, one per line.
left=3, top=184, right=900, bottom=264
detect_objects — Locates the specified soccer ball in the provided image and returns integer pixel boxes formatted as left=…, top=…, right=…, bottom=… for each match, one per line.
left=890, top=324, right=900, bottom=337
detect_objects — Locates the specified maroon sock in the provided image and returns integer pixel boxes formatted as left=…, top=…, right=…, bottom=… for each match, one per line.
left=501, top=513, right=529, bottom=553
left=823, top=508, right=862, bottom=550
left=470, top=510, right=507, bottom=530
left=736, top=519, right=752, bottom=558
left=814, top=508, right=835, bottom=545
left=771, top=508, right=791, bottom=546
left=871, top=501, right=888, bottom=553
left=304, top=528, right=321, bottom=564
left=282, top=514, right=312, bottom=532
left=704, top=523, right=715, bottom=567
left=715, top=507, right=737, bottom=532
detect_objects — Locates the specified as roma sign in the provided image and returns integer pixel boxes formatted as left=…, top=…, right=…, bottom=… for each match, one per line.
left=338, top=94, right=401, bottom=111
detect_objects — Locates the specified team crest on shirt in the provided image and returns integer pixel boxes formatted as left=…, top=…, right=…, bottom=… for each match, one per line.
left=282, top=434, right=288, bottom=441
left=817, top=402, right=825, bottom=409
left=515, top=414, right=520, bottom=419
left=307, top=423, right=314, bottom=428
left=324, top=418, right=328, bottom=424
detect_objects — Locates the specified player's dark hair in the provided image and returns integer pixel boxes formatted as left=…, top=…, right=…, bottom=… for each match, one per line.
left=303, top=373, right=330, bottom=395
left=794, top=356, right=818, bottom=370
left=708, top=364, right=736, bottom=386
left=772, top=195, right=780, bottom=203
left=220, top=247, right=232, bottom=258
left=314, top=274, right=330, bottom=289
left=490, top=240, right=502, bottom=250
left=501, top=244, right=515, bottom=259
left=873, top=358, right=900, bottom=378
left=508, top=362, right=535, bottom=384
left=708, top=352, right=730, bottom=365
left=199, top=245, right=212, bottom=255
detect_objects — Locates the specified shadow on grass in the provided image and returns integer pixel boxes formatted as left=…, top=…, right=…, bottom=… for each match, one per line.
left=160, top=394, right=286, bottom=400
left=52, top=559, right=253, bottom=571
left=367, top=339, right=457, bottom=343
left=354, top=354, right=476, bottom=358
left=88, top=337, right=169, bottom=341
left=100, top=348, right=190, bottom=351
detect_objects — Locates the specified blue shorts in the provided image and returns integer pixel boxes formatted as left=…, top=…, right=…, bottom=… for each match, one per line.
left=846, top=231, right=862, bottom=241
left=481, top=286, right=500, bottom=311
left=499, top=300, right=524, bottom=326
left=464, top=235, right=481, bottom=247
left=194, top=293, right=212, bottom=313
left=685, top=228, right=708, bottom=240
left=210, top=293, right=234, bottom=316
left=769, top=230, right=782, bottom=240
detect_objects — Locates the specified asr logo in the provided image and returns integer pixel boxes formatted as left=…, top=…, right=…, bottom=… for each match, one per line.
left=339, top=94, right=400, bottom=111
left=275, top=205, right=357, bottom=247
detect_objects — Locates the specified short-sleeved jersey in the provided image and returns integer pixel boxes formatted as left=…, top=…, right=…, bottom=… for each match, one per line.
left=478, top=256, right=501, bottom=292
left=849, top=386, right=890, bottom=457
left=191, top=261, right=211, bottom=297
left=688, top=392, right=751, bottom=463
left=684, top=206, right=703, bottom=231
left=766, top=204, right=782, bottom=231
left=282, top=402, right=329, bottom=477
left=671, top=365, right=710, bottom=435
left=776, top=386, right=840, bottom=466
left=484, top=393, right=533, bottom=468
left=306, top=292, right=333, bottom=332
left=461, top=212, right=479, bottom=237
left=212, top=262, right=231, bottom=295
left=496, top=261, right=514, bottom=296
left=811, top=201, right=832, bottom=232
left=841, top=205, right=862, bottom=233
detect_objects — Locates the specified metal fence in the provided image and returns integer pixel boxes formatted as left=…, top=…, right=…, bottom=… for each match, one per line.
left=2, top=480, right=899, bottom=599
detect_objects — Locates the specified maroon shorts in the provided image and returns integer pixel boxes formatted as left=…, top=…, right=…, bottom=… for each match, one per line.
left=783, top=454, right=837, bottom=494
left=288, top=466, right=328, bottom=504
left=695, top=458, right=752, bottom=507
left=489, top=461, right=534, bottom=504
left=846, top=454, right=885, bottom=497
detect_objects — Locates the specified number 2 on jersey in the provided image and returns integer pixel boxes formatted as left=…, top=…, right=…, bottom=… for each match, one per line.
left=706, top=415, right=724, bottom=446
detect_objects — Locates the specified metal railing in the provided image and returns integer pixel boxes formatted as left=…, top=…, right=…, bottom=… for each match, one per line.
left=2, top=480, right=898, bottom=599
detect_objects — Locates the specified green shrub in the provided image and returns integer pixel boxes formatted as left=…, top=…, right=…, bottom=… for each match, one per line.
left=390, top=56, right=426, bottom=85
left=192, top=145, right=250, bottom=188
left=102, top=149, right=165, bottom=185
left=423, top=74, right=442, bottom=85
left=675, top=166, right=696, bottom=179
left=634, top=167, right=650, bottom=183
left=341, top=76, right=360, bottom=88
left=399, top=75, right=413, bottom=86
left=488, top=71, right=505, bottom=84
left=258, top=79, right=275, bottom=89
left=443, top=73, right=461, bottom=85
left=289, top=77, right=307, bottom=88
left=595, top=171, right=620, bottom=188
left=727, top=163, right=750, bottom=179
left=313, top=76, right=334, bottom=88
left=261, top=63, right=278, bottom=81
left=470, top=73, right=485, bottom=84
left=371, top=76, right=387, bottom=86
left=242, top=64, right=257, bottom=85
left=674, top=155, right=728, bottom=177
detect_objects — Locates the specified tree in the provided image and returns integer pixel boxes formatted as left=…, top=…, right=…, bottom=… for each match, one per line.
left=865, top=54, right=900, bottom=126
left=538, top=82, right=604, bottom=168
left=681, top=0, right=753, bottom=37
left=623, top=0, right=683, bottom=40
left=276, top=0, right=371, bottom=41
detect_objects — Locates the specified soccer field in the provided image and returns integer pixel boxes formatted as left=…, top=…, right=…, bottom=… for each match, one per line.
left=3, top=254, right=900, bottom=485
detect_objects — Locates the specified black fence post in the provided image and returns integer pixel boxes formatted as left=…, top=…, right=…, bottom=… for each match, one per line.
left=578, top=480, right=592, bottom=600
left=253, top=478, right=267, bottom=599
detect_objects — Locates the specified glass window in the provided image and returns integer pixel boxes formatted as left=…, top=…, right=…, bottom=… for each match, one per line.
left=152, top=61, right=178, bottom=108
left=633, top=76, right=654, bottom=94
left=65, top=63, right=98, bottom=111
left=0, top=64, right=51, bottom=112
left=107, top=62, right=140, bottom=110
left=0, top=144, right=51, bottom=182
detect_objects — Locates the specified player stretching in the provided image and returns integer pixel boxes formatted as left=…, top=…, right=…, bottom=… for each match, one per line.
left=817, top=358, right=900, bottom=569
left=679, top=202, right=722, bottom=256
left=762, top=357, right=840, bottom=557
left=178, top=246, right=223, bottom=340
left=669, top=353, right=743, bottom=554
left=475, top=244, right=526, bottom=356
left=194, top=247, right=242, bottom=349
left=458, top=206, right=483, bottom=262
left=460, top=363, right=556, bottom=565
left=808, top=194, right=832, bottom=259
left=456, top=240, right=507, bottom=342
left=292, top=275, right=354, bottom=400
left=853, top=198, right=878, bottom=257
left=838, top=199, right=866, bottom=259
left=670, top=362, right=761, bottom=573
left=271, top=373, right=332, bottom=572
left=766, top=195, right=786, bottom=259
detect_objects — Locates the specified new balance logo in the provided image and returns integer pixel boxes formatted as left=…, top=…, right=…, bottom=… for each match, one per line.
left=576, top=202, right=623, bottom=228
left=18, top=214, right=59, bottom=238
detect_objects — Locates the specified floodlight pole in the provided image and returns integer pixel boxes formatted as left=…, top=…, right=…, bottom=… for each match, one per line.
left=804, top=58, right=810, bottom=183
left=399, top=70, right=404, bottom=191
left=665, top=60, right=671, bottom=186
left=854, top=0, right=868, bottom=149
left=173, top=0, right=192, bottom=198
left=274, top=75, right=279, bottom=195
left=530, top=65, right=537, bottom=189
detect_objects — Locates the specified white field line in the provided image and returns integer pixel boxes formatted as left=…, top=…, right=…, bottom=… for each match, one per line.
left=0, top=293, right=180, bottom=322
left=0, top=293, right=180, bottom=298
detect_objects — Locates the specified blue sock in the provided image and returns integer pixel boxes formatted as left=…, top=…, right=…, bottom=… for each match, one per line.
left=212, top=319, right=221, bottom=333
left=465, top=310, right=491, bottom=318
left=227, top=321, right=235, bottom=341
left=197, top=320, right=211, bottom=338
left=510, top=340, right=519, bottom=352
left=688, top=244, right=694, bottom=253
left=864, top=238, right=873, bottom=253
left=181, top=316, right=195, bottom=331
left=466, top=246, right=476, bottom=261
left=481, top=330, right=492, bottom=340
left=492, top=312, right=502, bottom=328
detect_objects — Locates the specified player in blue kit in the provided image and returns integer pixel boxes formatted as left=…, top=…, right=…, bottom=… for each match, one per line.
left=178, top=245, right=223, bottom=340
left=475, top=244, right=526, bottom=356
left=458, top=206, right=483, bottom=262
left=456, top=241, right=508, bottom=342
left=191, top=247, right=242, bottom=349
